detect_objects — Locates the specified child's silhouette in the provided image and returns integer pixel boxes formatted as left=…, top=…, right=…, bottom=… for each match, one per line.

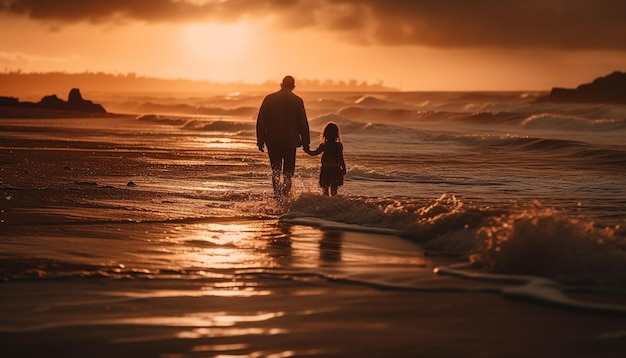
left=304, top=122, right=347, bottom=196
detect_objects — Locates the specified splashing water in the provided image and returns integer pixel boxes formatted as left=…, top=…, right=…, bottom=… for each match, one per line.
left=472, top=204, right=626, bottom=286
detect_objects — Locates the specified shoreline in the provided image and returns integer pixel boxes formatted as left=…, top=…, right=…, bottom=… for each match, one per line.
left=1, top=254, right=625, bottom=358
left=0, top=106, right=127, bottom=119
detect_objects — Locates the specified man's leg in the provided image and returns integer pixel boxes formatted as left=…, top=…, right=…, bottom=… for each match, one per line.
left=267, top=146, right=283, bottom=198
left=282, top=147, right=297, bottom=196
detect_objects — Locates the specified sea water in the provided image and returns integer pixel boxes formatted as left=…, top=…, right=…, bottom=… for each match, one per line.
left=2, top=90, right=625, bottom=283
left=1, top=90, right=625, bottom=356
left=119, top=91, right=624, bottom=283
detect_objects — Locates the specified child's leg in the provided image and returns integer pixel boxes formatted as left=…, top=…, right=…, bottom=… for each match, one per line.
left=330, top=185, right=338, bottom=196
left=322, top=186, right=330, bottom=196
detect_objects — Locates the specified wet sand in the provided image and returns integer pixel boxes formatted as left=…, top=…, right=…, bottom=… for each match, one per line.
left=1, top=274, right=625, bottom=358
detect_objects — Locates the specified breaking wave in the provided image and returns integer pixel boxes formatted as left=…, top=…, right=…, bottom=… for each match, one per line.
left=284, top=194, right=626, bottom=287
left=521, top=113, right=626, bottom=131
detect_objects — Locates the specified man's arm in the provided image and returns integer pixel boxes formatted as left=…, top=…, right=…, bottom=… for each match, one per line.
left=256, top=97, right=268, bottom=152
left=298, top=98, right=310, bottom=149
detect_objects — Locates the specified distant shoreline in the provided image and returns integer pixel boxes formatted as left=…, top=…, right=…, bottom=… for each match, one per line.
left=0, top=88, right=113, bottom=118
left=538, top=71, right=626, bottom=105
left=0, top=71, right=395, bottom=96
left=0, top=106, right=124, bottom=119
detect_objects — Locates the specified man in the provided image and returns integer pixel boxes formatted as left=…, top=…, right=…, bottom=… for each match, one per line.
left=256, top=75, right=310, bottom=198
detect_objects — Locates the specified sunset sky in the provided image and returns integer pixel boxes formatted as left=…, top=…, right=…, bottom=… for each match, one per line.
left=1, top=0, right=626, bottom=91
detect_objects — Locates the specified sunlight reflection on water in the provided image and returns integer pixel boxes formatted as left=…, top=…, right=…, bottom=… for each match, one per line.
left=165, top=222, right=277, bottom=269
left=177, top=327, right=288, bottom=339
left=104, top=287, right=272, bottom=299
left=197, top=137, right=251, bottom=150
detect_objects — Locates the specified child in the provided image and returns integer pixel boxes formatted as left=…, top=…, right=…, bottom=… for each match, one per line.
left=304, top=122, right=347, bottom=196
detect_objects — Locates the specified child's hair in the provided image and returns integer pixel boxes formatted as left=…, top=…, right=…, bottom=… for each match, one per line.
left=320, top=122, right=341, bottom=144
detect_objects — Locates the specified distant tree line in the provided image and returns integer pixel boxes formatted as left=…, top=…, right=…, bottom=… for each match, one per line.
left=0, top=71, right=393, bottom=96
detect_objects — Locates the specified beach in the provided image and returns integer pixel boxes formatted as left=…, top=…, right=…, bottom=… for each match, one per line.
left=1, top=90, right=626, bottom=357
left=2, top=273, right=625, bottom=357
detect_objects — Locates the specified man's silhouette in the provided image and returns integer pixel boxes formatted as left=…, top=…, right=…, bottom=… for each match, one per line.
left=256, top=76, right=310, bottom=198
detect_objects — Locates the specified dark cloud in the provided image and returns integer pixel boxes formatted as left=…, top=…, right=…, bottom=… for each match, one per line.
left=2, top=0, right=626, bottom=50
left=359, top=0, right=626, bottom=50
left=0, top=0, right=244, bottom=23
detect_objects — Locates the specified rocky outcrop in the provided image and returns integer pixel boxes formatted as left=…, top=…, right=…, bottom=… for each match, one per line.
left=66, top=88, right=106, bottom=112
left=0, top=88, right=107, bottom=113
left=540, top=71, right=626, bottom=104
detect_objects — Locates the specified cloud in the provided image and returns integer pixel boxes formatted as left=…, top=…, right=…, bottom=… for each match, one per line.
left=0, top=51, right=80, bottom=65
left=2, top=0, right=626, bottom=50
left=359, top=0, right=626, bottom=50
left=0, top=0, right=222, bottom=23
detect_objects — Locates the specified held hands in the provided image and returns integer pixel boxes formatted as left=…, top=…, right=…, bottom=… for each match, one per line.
left=302, top=144, right=311, bottom=155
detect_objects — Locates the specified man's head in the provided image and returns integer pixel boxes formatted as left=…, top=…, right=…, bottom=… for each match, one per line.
left=281, top=76, right=295, bottom=91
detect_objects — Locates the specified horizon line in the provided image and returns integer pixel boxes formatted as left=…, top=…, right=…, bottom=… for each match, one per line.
left=0, top=70, right=561, bottom=92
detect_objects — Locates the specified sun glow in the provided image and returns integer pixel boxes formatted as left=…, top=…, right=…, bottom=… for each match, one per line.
left=180, top=22, right=252, bottom=64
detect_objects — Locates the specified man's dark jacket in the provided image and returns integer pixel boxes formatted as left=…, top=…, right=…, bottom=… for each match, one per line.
left=256, top=89, right=310, bottom=148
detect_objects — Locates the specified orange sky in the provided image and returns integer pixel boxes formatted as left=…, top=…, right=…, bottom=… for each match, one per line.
left=1, top=0, right=626, bottom=91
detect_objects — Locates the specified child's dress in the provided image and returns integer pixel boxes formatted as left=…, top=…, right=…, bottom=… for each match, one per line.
left=308, top=141, right=346, bottom=188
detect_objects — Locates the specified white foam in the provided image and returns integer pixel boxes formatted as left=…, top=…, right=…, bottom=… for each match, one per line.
left=279, top=212, right=400, bottom=236
left=435, top=263, right=626, bottom=314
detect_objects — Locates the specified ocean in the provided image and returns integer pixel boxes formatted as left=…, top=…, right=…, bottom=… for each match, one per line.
left=1, top=90, right=625, bottom=357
